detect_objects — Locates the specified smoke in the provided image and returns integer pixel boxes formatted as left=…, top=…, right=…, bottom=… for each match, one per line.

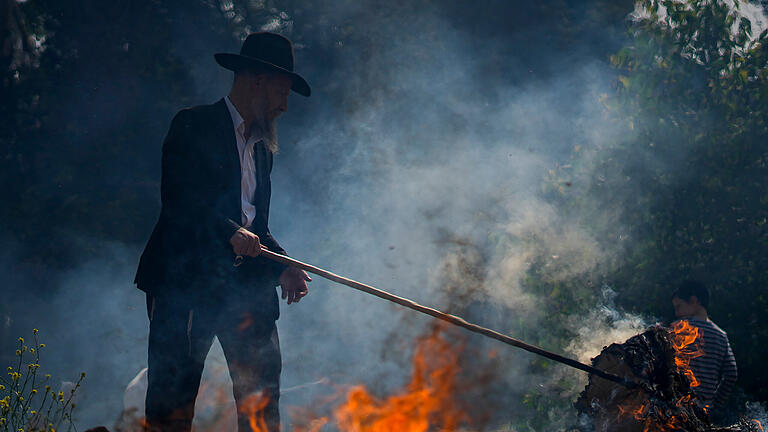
left=259, top=5, right=649, bottom=430
left=8, top=1, right=768, bottom=431
left=566, top=287, right=649, bottom=365
left=12, top=2, right=636, bottom=430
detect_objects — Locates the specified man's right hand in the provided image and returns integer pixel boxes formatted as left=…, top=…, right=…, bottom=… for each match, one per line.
left=230, top=228, right=261, bottom=257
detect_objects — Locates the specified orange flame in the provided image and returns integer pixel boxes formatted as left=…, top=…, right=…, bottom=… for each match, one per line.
left=617, top=401, right=647, bottom=422
left=239, top=391, right=270, bottom=432
left=331, top=323, right=470, bottom=432
left=670, top=320, right=704, bottom=388
left=754, top=419, right=764, bottom=431
left=614, top=322, right=707, bottom=432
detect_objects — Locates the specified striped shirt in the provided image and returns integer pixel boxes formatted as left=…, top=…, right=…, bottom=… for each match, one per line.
left=673, top=317, right=738, bottom=409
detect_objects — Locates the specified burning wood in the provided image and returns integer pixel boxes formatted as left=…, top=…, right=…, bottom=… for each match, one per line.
left=576, top=325, right=761, bottom=432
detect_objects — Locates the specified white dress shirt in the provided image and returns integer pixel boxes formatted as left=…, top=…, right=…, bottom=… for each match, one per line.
left=224, top=96, right=262, bottom=228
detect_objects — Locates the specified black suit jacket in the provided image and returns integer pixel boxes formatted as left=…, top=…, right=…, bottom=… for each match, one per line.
left=134, top=99, right=287, bottom=300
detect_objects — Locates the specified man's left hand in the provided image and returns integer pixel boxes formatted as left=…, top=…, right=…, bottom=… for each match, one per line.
left=279, top=266, right=311, bottom=304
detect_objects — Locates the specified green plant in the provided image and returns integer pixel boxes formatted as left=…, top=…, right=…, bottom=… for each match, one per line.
left=0, top=330, right=85, bottom=432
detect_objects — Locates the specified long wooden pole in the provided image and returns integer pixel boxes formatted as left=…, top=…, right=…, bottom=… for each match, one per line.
left=253, top=247, right=636, bottom=389
left=229, top=218, right=633, bottom=387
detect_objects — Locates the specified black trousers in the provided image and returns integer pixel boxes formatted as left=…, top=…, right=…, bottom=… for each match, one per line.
left=144, top=287, right=281, bottom=432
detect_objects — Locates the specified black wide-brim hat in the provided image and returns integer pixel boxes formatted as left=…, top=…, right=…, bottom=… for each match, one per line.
left=215, top=32, right=311, bottom=97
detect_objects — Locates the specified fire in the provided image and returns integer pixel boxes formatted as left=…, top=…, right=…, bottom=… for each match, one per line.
left=240, top=391, right=270, bottom=432
left=329, top=323, right=471, bottom=432
left=617, top=400, right=647, bottom=422
left=288, top=322, right=492, bottom=431
left=669, top=320, right=705, bottom=388
left=613, top=321, right=706, bottom=432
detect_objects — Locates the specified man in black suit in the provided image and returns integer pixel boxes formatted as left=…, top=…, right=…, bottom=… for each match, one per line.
left=134, top=32, right=312, bottom=432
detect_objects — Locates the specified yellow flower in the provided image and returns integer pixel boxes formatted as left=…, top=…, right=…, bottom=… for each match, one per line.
left=32, top=329, right=38, bottom=334
left=0, top=384, right=4, bottom=390
left=81, top=372, right=86, bottom=378
left=18, top=337, right=24, bottom=344
left=30, top=410, right=36, bottom=415
left=45, top=374, right=51, bottom=379
left=31, top=389, right=37, bottom=394
left=15, top=350, right=21, bottom=356
left=39, top=344, right=45, bottom=348
left=29, top=348, right=34, bottom=353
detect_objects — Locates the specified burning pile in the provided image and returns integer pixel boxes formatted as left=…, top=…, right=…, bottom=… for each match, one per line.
left=576, top=322, right=761, bottom=432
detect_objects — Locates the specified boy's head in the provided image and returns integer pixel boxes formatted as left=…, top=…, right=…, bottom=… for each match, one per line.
left=671, top=280, right=710, bottom=318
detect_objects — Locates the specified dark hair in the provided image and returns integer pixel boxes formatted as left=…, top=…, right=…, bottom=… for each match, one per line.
left=672, top=280, right=710, bottom=309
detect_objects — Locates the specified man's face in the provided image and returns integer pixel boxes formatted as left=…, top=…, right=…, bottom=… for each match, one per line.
left=243, top=72, right=292, bottom=153
left=252, top=73, right=292, bottom=120
left=672, top=296, right=700, bottom=318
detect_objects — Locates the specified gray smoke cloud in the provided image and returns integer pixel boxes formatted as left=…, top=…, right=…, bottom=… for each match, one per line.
left=7, top=1, right=766, bottom=431
left=7, top=5, right=639, bottom=431
left=261, top=7, right=646, bottom=430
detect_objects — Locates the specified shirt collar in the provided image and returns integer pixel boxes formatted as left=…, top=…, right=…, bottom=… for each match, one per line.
left=224, top=96, right=245, bottom=133
left=224, top=96, right=265, bottom=143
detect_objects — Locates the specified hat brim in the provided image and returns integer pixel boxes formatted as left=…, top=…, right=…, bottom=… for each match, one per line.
left=214, top=53, right=311, bottom=97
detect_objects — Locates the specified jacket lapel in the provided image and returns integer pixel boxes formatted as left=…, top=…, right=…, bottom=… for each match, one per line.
left=212, top=98, right=240, bottom=177
left=205, top=98, right=242, bottom=224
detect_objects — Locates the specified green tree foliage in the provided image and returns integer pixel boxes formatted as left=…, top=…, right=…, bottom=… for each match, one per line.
left=2, top=0, right=766, bottom=428
left=0, top=0, right=237, bottom=268
left=604, top=0, right=768, bottom=404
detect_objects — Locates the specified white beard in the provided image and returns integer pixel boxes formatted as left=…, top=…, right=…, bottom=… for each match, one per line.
left=254, top=114, right=279, bottom=154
